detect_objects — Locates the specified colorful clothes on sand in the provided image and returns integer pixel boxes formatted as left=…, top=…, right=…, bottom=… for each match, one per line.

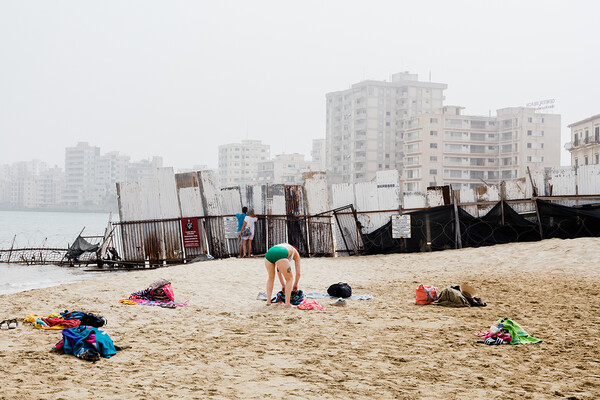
left=119, top=299, right=189, bottom=307
left=297, top=300, right=323, bottom=310
left=24, top=314, right=81, bottom=330
left=498, top=318, right=542, bottom=345
left=54, top=325, right=116, bottom=359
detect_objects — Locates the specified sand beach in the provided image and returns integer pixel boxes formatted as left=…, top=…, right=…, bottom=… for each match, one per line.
left=1, top=237, right=599, bottom=399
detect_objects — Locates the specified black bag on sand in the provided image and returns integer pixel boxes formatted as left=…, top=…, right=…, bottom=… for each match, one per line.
left=81, top=313, right=106, bottom=328
left=327, top=282, right=352, bottom=298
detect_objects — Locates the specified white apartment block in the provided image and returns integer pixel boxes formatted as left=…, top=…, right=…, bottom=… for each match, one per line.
left=218, top=140, right=270, bottom=187
left=566, top=114, right=600, bottom=167
left=402, top=106, right=561, bottom=191
left=326, top=72, right=447, bottom=184
left=311, top=139, right=327, bottom=171
left=4, top=160, right=64, bottom=209
left=257, top=153, right=319, bottom=185
left=64, top=142, right=100, bottom=207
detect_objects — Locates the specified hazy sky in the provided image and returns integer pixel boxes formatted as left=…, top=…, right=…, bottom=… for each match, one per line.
left=1, top=1, right=598, bottom=169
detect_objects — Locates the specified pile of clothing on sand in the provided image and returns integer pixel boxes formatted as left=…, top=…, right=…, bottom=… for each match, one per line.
left=475, top=318, right=542, bottom=345
left=119, top=278, right=188, bottom=308
left=415, top=283, right=487, bottom=307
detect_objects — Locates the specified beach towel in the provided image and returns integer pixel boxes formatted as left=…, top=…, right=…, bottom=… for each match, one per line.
left=297, top=300, right=323, bottom=310
left=24, top=314, right=81, bottom=330
left=432, top=287, right=470, bottom=307
left=305, top=292, right=373, bottom=300
left=498, top=319, right=542, bottom=345
left=119, top=299, right=189, bottom=307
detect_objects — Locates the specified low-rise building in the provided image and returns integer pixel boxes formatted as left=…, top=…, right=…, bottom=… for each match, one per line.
left=566, top=114, right=600, bottom=167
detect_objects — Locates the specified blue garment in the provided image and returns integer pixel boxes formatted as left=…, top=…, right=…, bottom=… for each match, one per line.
left=61, top=325, right=117, bottom=358
left=60, top=310, right=88, bottom=320
left=235, top=213, right=247, bottom=231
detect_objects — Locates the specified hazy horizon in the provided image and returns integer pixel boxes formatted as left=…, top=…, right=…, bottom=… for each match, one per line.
left=2, top=1, right=598, bottom=170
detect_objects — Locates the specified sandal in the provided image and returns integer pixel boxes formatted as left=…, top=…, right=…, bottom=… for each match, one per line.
left=474, top=331, right=487, bottom=337
left=8, top=319, right=18, bottom=329
left=0, top=320, right=7, bottom=330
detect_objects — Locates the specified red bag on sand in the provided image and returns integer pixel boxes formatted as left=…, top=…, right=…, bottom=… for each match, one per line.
left=415, top=284, right=438, bottom=305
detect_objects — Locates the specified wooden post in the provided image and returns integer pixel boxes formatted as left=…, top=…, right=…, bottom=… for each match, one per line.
left=533, top=199, right=544, bottom=239
left=527, top=166, right=538, bottom=197
left=452, top=192, right=462, bottom=249
left=7, top=234, right=16, bottom=263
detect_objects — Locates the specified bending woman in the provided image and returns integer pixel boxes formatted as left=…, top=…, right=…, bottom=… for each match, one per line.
left=264, top=243, right=301, bottom=307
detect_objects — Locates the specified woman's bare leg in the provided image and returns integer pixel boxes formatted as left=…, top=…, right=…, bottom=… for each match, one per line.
left=248, top=239, right=253, bottom=257
left=276, top=259, right=293, bottom=307
left=265, top=259, right=276, bottom=305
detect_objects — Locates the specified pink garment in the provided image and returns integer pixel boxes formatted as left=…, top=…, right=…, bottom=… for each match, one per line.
left=483, top=331, right=511, bottom=342
left=298, top=300, right=323, bottom=310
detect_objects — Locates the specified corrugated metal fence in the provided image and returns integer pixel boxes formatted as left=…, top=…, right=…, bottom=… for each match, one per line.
left=112, top=166, right=600, bottom=264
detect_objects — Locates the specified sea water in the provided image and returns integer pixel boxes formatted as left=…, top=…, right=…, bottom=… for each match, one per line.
left=0, top=210, right=115, bottom=295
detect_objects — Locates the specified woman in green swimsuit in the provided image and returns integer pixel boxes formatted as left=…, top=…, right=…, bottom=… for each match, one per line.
left=264, top=243, right=301, bottom=307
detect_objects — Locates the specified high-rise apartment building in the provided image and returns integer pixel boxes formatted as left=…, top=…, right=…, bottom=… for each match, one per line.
left=326, top=72, right=447, bottom=184
left=402, top=106, right=561, bottom=191
left=218, top=140, right=270, bottom=187
left=257, top=153, right=319, bottom=185
left=311, top=139, right=326, bottom=171
left=566, top=114, right=600, bottom=167
left=64, top=142, right=100, bottom=207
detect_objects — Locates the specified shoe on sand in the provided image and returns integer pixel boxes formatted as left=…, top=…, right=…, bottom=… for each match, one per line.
left=8, top=319, right=18, bottom=329
left=0, top=320, right=8, bottom=330
left=256, top=292, right=267, bottom=301
left=330, top=298, right=347, bottom=307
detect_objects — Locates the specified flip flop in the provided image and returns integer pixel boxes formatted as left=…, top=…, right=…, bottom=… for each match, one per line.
left=8, top=319, right=18, bottom=329
left=159, top=303, right=177, bottom=309
left=474, top=331, right=487, bottom=337
left=0, top=320, right=8, bottom=330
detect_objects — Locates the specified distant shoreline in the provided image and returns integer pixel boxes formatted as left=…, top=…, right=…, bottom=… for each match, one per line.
left=0, top=207, right=117, bottom=214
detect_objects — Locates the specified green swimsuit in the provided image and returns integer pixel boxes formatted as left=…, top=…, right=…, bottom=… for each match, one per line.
left=265, top=244, right=294, bottom=264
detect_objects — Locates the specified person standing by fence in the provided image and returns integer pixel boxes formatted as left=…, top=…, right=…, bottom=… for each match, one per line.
left=239, top=209, right=258, bottom=258
left=264, top=243, right=301, bottom=308
left=235, top=206, right=248, bottom=258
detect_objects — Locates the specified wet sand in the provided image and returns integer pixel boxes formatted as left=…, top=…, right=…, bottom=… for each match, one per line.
left=1, top=237, right=599, bottom=399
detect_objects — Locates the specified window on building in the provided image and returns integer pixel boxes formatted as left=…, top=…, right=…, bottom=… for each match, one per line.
left=430, top=156, right=437, bottom=162
left=430, top=118, right=438, bottom=123
left=430, top=130, right=438, bottom=136
left=430, top=143, right=438, bottom=149
left=585, top=156, right=589, bottom=165
left=430, top=169, right=437, bottom=175
left=386, top=111, right=390, bottom=116
left=596, top=154, right=599, bottom=164
left=527, top=130, right=532, bottom=136
left=528, top=117, right=532, bottom=123
left=575, top=158, right=578, bottom=168
left=527, top=143, right=532, bottom=149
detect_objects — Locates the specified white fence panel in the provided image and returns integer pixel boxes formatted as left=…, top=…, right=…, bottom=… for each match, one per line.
left=578, top=165, right=600, bottom=195
left=331, top=183, right=355, bottom=209
left=403, top=192, right=427, bottom=209
left=220, top=187, right=242, bottom=215
left=116, top=182, right=142, bottom=222
left=549, top=167, right=576, bottom=195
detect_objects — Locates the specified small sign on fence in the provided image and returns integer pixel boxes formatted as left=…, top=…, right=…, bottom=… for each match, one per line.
left=223, top=217, right=239, bottom=239
left=181, top=218, right=201, bottom=248
left=392, top=214, right=411, bottom=238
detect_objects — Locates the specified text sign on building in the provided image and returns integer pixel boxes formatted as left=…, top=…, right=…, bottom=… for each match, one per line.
left=223, top=216, right=239, bottom=239
left=392, top=215, right=411, bottom=239
left=181, top=218, right=201, bottom=248
left=526, top=99, right=555, bottom=113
